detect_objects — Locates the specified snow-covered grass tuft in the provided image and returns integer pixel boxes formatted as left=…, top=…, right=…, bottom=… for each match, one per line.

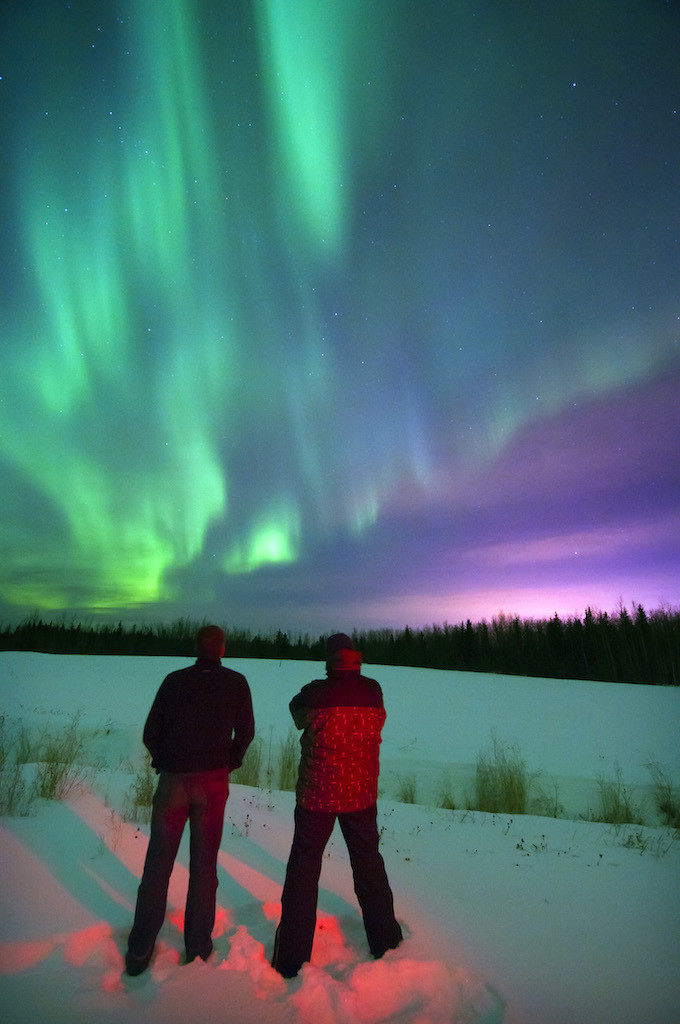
left=0, top=760, right=33, bottom=816
left=470, top=733, right=533, bottom=815
left=272, top=726, right=298, bottom=793
left=33, top=712, right=91, bottom=800
left=122, top=751, right=155, bottom=823
left=231, top=735, right=265, bottom=788
left=1, top=712, right=96, bottom=813
left=394, top=773, right=418, bottom=804
left=645, top=758, right=680, bottom=827
left=589, top=763, right=645, bottom=826
left=436, top=770, right=457, bottom=810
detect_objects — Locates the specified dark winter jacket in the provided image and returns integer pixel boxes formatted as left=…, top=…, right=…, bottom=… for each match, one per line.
left=143, top=658, right=255, bottom=774
left=291, top=655, right=386, bottom=813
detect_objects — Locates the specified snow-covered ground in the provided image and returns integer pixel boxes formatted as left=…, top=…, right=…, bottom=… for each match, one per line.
left=1, top=651, right=679, bottom=1024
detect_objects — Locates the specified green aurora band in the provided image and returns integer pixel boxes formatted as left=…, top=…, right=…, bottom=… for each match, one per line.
left=1, top=0, right=677, bottom=625
left=2, top=1, right=394, bottom=612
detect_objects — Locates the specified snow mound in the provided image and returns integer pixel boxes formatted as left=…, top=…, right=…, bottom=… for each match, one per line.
left=291, top=952, right=503, bottom=1024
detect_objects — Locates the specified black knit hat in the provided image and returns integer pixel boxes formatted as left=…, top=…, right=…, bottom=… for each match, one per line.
left=325, top=633, right=355, bottom=656
left=196, top=624, right=225, bottom=659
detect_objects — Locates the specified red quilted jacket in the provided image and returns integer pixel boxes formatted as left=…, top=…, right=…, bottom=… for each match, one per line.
left=291, top=654, right=386, bottom=813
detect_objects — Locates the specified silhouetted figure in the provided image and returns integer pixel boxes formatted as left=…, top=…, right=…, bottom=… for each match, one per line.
left=125, top=625, right=254, bottom=975
left=272, top=633, right=402, bottom=977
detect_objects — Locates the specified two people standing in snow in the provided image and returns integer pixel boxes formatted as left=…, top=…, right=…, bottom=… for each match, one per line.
left=125, top=627, right=401, bottom=979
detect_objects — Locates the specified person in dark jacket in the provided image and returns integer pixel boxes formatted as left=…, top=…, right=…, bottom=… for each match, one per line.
left=272, top=633, right=402, bottom=978
left=125, top=625, right=254, bottom=976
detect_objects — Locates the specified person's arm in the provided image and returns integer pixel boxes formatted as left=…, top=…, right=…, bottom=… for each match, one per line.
left=230, top=681, right=255, bottom=770
left=142, top=684, right=165, bottom=768
left=289, top=689, right=310, bottom=729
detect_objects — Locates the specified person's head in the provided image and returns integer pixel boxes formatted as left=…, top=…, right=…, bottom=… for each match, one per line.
left=325, top=632, right=362, bottom=673
left=196, top=624, right=226, bottom=661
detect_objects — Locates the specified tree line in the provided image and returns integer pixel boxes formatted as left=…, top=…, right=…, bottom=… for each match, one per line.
left=0, top=604, right=677, bottom=685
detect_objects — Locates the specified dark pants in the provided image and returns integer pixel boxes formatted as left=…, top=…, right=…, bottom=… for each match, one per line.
left=272, top=803, right=402, bottom=977
left=127, top=769, right=229, bottom=962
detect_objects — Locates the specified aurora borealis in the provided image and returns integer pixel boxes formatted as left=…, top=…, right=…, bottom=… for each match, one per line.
left=1, top=1, right=678, bottom=633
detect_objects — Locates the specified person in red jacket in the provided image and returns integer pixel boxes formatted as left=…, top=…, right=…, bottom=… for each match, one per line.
left=125, top=625, right=254, bottom=976
left=272, top=633, right=402, bottom=978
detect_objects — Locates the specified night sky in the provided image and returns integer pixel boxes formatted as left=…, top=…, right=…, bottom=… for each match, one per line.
left=1, top=1, right=678, bottom=635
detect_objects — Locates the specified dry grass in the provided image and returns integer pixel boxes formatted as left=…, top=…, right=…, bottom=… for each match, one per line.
left=588, top=764, right=644, bottom=826
left=123, top=751, right=156, bottom=823
left=645, top=759, right=680, bottom=827
left=231, top=736, right=264, bottom=788
left=395, top=774, right=418, bottom=804
left=274, top=727, right=299, bottom=792
left=471, top=733, right=532, bottom=815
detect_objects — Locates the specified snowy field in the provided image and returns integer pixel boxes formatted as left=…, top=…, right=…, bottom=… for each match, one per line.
left=1, top=651, right=679, bottom=1024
